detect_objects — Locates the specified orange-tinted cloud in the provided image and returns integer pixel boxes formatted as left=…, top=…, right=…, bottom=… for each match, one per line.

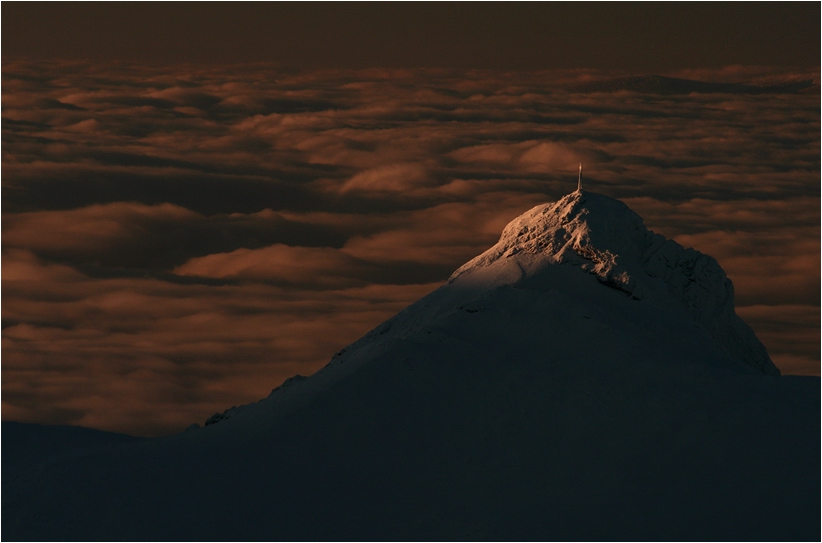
left=450, top=140, right=581, bottom=174
left=3, top=248, right=440, bottom=435
left=3, top=202, right=198, bottom=255
left=174, top=244, right=372, bottom=288
left=340, top=163, right=432, bottom=193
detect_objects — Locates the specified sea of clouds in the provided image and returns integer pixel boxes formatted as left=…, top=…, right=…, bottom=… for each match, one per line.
left=3, top=60, right=818, bottom=435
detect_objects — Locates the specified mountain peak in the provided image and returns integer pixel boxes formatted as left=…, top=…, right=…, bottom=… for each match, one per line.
left=451, top=190, right=779, bottom=375
left=452, top=190, right=644, bottom=278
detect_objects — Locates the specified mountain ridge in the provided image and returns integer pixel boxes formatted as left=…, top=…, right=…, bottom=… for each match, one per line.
left=3, top=189, right=818, bottom=541
left=201, top=189, right=778, bottom=431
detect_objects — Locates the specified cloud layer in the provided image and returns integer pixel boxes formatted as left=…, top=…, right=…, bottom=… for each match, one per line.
left=3, top=60, right=819, bottom=435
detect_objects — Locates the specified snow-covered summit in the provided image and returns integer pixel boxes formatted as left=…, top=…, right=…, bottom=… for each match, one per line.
left=450, top=190, right=779, bottom=375
left=452, top=189, right=650, bottom=282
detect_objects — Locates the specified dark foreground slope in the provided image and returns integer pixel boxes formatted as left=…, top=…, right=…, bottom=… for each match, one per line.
left=3, top=191, right=819, bottom=541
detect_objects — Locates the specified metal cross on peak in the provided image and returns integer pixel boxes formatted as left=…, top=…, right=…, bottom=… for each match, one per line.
left=577, top=161, right=583, bottom=192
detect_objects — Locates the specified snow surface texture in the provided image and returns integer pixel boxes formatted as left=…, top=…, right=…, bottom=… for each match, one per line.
left=3, top=191, right=818, bottom=541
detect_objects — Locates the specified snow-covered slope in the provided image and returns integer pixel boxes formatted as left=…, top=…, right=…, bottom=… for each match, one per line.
left=3, top=191, right=818, bottom=541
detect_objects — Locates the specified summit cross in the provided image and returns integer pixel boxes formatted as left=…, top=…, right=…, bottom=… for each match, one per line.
left=577, top=161, right=583, bottom=192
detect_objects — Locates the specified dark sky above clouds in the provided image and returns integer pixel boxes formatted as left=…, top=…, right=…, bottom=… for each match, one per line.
left=2, top=3, right=820, bottom=436
left=3, top=2, right=820, bottom=69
